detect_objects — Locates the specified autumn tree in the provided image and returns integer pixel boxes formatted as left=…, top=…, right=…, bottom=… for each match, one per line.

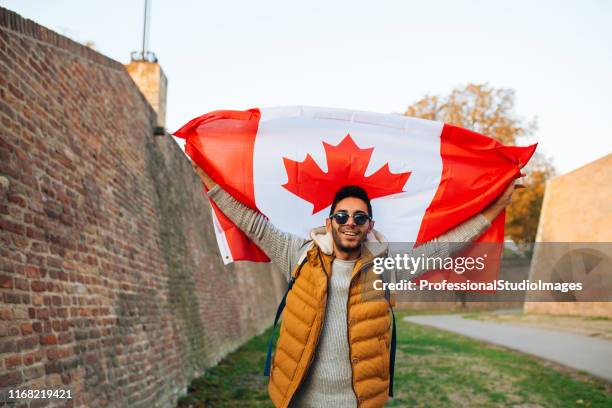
left=404, top=83, right=555, bottom=244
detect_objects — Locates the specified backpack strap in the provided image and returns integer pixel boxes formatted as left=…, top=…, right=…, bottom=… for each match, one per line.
left=388, top=300, right=397, bottom=397
left=381, top=266, right=397, bottom=397
left=263, top=252, right=309, bottom=376
left=292, top=240, right=314, bottom=274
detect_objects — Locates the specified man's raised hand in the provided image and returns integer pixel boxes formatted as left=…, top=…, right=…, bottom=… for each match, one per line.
left=482, top=174, right=525, bottom=222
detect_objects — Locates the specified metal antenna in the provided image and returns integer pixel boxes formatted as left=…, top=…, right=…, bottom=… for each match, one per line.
left=131, top=0, right=157, bottom=62
left=142, top=0, right=150, bottom=56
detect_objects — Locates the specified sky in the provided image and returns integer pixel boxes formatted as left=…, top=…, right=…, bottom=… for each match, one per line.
left=2, top=0, right=611, bottom=174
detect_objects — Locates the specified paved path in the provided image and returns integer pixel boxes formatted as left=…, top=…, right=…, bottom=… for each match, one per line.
left=404, top=314, right=612, bottom=382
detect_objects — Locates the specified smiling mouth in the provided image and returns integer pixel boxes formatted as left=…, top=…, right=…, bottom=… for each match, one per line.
left=341, top=230, right=359, bottom=237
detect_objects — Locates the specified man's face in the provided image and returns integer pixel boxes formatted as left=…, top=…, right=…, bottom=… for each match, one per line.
left=326, top=197, right=374, bottom=256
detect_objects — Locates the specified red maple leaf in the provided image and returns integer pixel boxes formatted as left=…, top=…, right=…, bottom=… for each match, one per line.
left=282, top=134, right=412, bottom=214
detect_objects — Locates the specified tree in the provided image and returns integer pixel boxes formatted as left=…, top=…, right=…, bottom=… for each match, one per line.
left=404, top=83, right=555, bottom=244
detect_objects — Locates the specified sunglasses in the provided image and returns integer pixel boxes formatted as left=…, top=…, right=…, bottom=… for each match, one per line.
left=329, top=212, right=372, bottom=226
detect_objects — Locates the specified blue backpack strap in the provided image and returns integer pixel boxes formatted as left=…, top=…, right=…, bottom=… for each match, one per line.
left=383, top=276, right=397, bottom=397
left=263, top=275, right=295, bottom=376
left=389, top=303, right=397, bottom=397
left=263, top=250, right=309, bottom=376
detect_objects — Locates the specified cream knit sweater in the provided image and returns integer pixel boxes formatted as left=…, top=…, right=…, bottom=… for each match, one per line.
left=208, top=185, right=491, bottom=407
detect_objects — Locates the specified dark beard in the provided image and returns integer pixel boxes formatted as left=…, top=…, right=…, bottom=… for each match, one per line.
left=331, top=227, right=363, bottom=254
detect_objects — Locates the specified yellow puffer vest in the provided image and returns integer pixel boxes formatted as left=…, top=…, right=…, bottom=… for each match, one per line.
left=267, top=229, right=394, bottom=408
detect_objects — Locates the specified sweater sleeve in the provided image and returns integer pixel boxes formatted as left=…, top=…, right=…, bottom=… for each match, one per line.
left=207, top=185, right=307, bottom=281
left=400, top=213, right=492, bottom=280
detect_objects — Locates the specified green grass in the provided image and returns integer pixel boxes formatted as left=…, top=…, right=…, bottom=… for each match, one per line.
left=177, top=326, right=275, bottom=408
left=178, top=312, right=612, bottom=407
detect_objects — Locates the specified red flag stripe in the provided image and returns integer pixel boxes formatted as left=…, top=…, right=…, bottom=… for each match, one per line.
left=176, top=109, right=269, bottom=262
left=176, top=109, right=261, bottom=209
left=415, top=124, right=537, bottom=244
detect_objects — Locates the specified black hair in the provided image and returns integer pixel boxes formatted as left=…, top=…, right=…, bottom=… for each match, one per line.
left=329, top=185, right=373, bottom=217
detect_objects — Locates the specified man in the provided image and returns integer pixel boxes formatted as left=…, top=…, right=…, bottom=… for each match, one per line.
left=193, top=162, right=519, bottom=408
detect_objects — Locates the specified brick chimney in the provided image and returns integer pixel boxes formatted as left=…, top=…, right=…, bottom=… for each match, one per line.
left=126, top=61, right=167, bottom=130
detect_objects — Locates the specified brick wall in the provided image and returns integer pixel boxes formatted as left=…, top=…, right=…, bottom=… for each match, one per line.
left=0, top=7, right=283, bottom=407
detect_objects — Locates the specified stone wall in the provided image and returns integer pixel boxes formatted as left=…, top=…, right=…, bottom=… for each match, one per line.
left=125, top=62, right=167, bottom=128
left=0, top=7, right=283, bottom=407
left=524, top=154, right=612, bottom=318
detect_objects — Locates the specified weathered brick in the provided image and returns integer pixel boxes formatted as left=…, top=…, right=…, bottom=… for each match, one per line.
left=44, top=360, right=61, bottom=375
left=20, top=322, right=32, bottom=335
left=0, top=339, right=17, bottom=353
left=25, top=265, right=41, bottom=278
left=46, top=257, right=62, bottom=268
left=0, top=218, right=24, bottom=235
left=0, top=371, right=22, bottom=387
left=30, top=280, right=46, bottom=292
left=46, top=347, right=60, bottom=360
left=0, top=308, right=12, bottom=319
left=22, top=364, right=45, bottom=380
left=8, top=325, right=19, bottom=336
left=12, top=234, right=28, bottom=248
left=14, top=277, right=28, bottom=290
left=45, top=373, right=63, bottom=387
left=0, top=274, right=12, bottom=288
left=7, top=193, right=26, bottom=207
left=39, top=334, right=57, bottom=345
left=5, top=354, right=22, bottom=368
left=22, top=349, right=43, bottom=365
left=18, top=335, right=37, bottom=350
left=26, top=227, right=45, bottom=240
left=3, top=292, right=20, bottom=304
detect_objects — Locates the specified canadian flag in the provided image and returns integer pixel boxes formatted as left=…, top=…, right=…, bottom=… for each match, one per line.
left=175, top=106, right=536, bottom=271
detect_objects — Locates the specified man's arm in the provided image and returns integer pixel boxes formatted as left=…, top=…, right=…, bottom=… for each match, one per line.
left=409, top=212, right=491, bottom=261
left=193, top=163, right=307, bottom=280
left=401, top=180, right=521, bottom=278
